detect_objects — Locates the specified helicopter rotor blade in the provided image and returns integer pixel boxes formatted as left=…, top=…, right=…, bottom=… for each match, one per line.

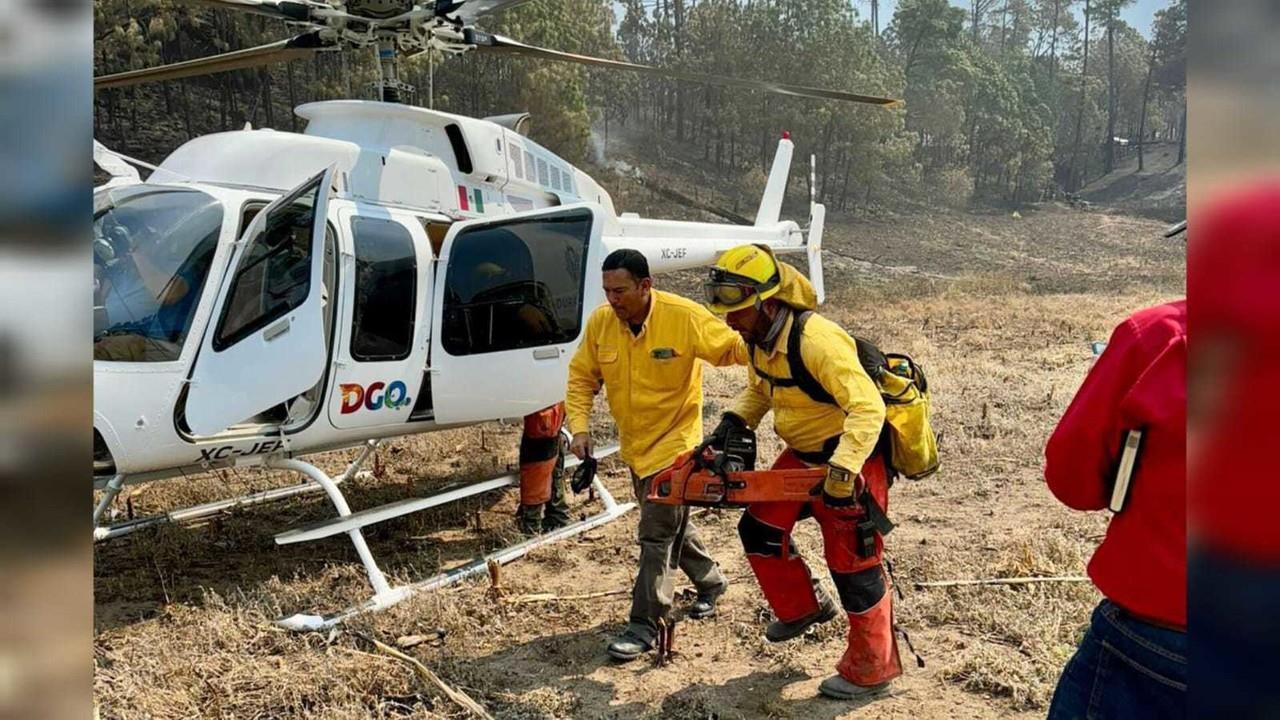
left=94, top=32, right=337, bottom=91
left=177, top=0, right=324, bottom=23
left=465, top=31, right=903, bottom=108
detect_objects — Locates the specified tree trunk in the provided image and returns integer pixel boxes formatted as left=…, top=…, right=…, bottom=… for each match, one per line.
left=967, top=114, right=978, bottom=169
left=1000, top=1, right=1008, bottom=54
left=839, top=151, right=852, bottom=210
left=1104, top=9, right=1117, bottom=174
left=674, top=0, right=684, bottom=142
left=716, top=120, right=724, bottom=170
left=730, top=124, right=736, bottom=169
left=162, top=76, right=173, bottom=115
left=1068, top=0, right=1091, bottom=191
left=287, top=61, right=299, bottom=131
left=1137, top=44, right=1155, bottom=172
left=344, top=53, right=355, bottom=99
left=904, top=27, right=927, bottom=78
left=1049, top=0, right=1061, bottom=81
left=760, top=123, right=768, bottom=172
left=1177, top=101, right=1186, bottom=165
left=230, top=73, right=241, bottom=126
left=263, top=69, right=275, bottom=128
left=176, top=79, right=193, bottom=140
left=820, top=116, right=835, bottom=174
left=219, top=76, right=228, bottom=129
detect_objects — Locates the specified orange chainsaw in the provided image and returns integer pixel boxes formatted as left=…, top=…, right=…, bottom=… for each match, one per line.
left=647, top=430, right=824, bottom=507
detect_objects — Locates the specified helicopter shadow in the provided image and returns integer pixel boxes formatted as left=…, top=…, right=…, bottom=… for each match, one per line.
left=452, top=622, right=878, bottom=720
left=449, top=621, right=651, bottom=719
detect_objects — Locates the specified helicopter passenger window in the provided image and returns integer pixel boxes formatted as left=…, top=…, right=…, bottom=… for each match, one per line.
left=350, top=217, right=416, bottom=362
left=214, top=173, right=324, bottom=351
left=441, top=209, right=592, bottom=356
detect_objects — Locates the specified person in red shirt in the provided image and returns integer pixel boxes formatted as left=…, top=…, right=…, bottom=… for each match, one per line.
left=1187, top=183, right=1280, bottom=718
left=1044, top=300, right=1186, bottom=719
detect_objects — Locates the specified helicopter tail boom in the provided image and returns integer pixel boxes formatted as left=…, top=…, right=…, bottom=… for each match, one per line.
left=610, top=135, right=825, bottom=303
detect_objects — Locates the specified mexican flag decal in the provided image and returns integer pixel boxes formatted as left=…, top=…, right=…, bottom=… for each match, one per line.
left=457, top=185, right=485, bottom=213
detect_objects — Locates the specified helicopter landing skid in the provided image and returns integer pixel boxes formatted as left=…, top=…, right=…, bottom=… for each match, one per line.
left=91, top=440, right=380, bottom=542
left=266, top=451, right=635, bottom=631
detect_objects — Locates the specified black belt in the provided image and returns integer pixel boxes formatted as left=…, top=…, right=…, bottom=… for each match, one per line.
left=792, top=435, right=842, bottom=465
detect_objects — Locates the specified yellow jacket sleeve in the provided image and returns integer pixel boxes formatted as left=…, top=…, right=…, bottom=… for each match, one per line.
left=802, top=328, right=886, bottom=474
left=691, top=306, right=750, bottom=367
left=565, top=314, right=602, bottom=436
left=730, top=366, right=773, bottom=429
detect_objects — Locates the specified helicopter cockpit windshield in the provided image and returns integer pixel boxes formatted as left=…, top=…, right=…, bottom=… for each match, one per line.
left=93, top=186, right=223, bottom=362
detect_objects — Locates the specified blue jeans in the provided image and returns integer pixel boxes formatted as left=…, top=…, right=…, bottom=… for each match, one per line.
left=1048, top=600, right=1186, bottom=720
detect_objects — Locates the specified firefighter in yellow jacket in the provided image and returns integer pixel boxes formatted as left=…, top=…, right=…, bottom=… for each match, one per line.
left=705, top=244, right=902, bottom=700
left=566, top=248, right=748, bottom=661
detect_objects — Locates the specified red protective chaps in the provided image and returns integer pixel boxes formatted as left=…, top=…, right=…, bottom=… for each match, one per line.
left=738, top=448, right=902, bottom=686
left=519, top=403, right=565, bottom=506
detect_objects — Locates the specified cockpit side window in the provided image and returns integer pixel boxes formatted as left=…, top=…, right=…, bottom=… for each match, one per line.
left=213, top=174, right=323, bottom=351
left=93, top=187, right=224, bottom=362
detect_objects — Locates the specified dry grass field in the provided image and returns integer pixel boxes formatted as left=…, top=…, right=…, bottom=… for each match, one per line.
left=94, top=200, right=1184, bottom=719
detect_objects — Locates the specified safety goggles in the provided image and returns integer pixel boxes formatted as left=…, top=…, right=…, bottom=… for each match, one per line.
left=703, top=267, right=780, bottom=308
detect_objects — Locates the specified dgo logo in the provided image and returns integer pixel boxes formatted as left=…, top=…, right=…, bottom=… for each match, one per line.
left=339, top=381, right=412, bottom=414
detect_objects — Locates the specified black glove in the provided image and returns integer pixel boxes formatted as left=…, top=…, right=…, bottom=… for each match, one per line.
left=703, top=413, right=748, bottom=452
left=571, top=456, right=598, bottom=494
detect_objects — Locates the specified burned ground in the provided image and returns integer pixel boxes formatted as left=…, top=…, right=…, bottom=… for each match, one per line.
left=94, top=196, right=1183, bottom=718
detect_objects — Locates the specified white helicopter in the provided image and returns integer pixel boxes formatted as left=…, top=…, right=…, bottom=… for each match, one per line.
left=92, top=0, right=900, bottom=629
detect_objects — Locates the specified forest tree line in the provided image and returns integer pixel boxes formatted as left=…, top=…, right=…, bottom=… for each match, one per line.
left=94, top=0, right=1186, bottom=210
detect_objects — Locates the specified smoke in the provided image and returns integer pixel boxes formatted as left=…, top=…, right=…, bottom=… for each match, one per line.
left=588, top=128, right=607, bottom=166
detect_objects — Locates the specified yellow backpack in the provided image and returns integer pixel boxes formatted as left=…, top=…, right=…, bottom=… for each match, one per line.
left=876, top=354, right=940, bottom=479
left=776, top=312, right=940, bottom=480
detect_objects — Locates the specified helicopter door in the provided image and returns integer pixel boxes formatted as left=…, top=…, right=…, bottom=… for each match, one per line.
left=328, top=208, right=432, bottom=430
left=430, top=204, right=604, bottom=424
left=185, top=167, right=336, bottom=436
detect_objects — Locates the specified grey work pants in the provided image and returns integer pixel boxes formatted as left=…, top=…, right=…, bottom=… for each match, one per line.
left=627, top=471, right=727, bottom=640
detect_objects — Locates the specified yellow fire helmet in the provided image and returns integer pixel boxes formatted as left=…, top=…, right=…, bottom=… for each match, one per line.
left=705, top=244, right=782, bottom=313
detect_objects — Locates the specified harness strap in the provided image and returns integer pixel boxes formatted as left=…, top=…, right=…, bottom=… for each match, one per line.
left=860, top=490, right=895, bottom=536
left=749, top=311, right=887, bottom=408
